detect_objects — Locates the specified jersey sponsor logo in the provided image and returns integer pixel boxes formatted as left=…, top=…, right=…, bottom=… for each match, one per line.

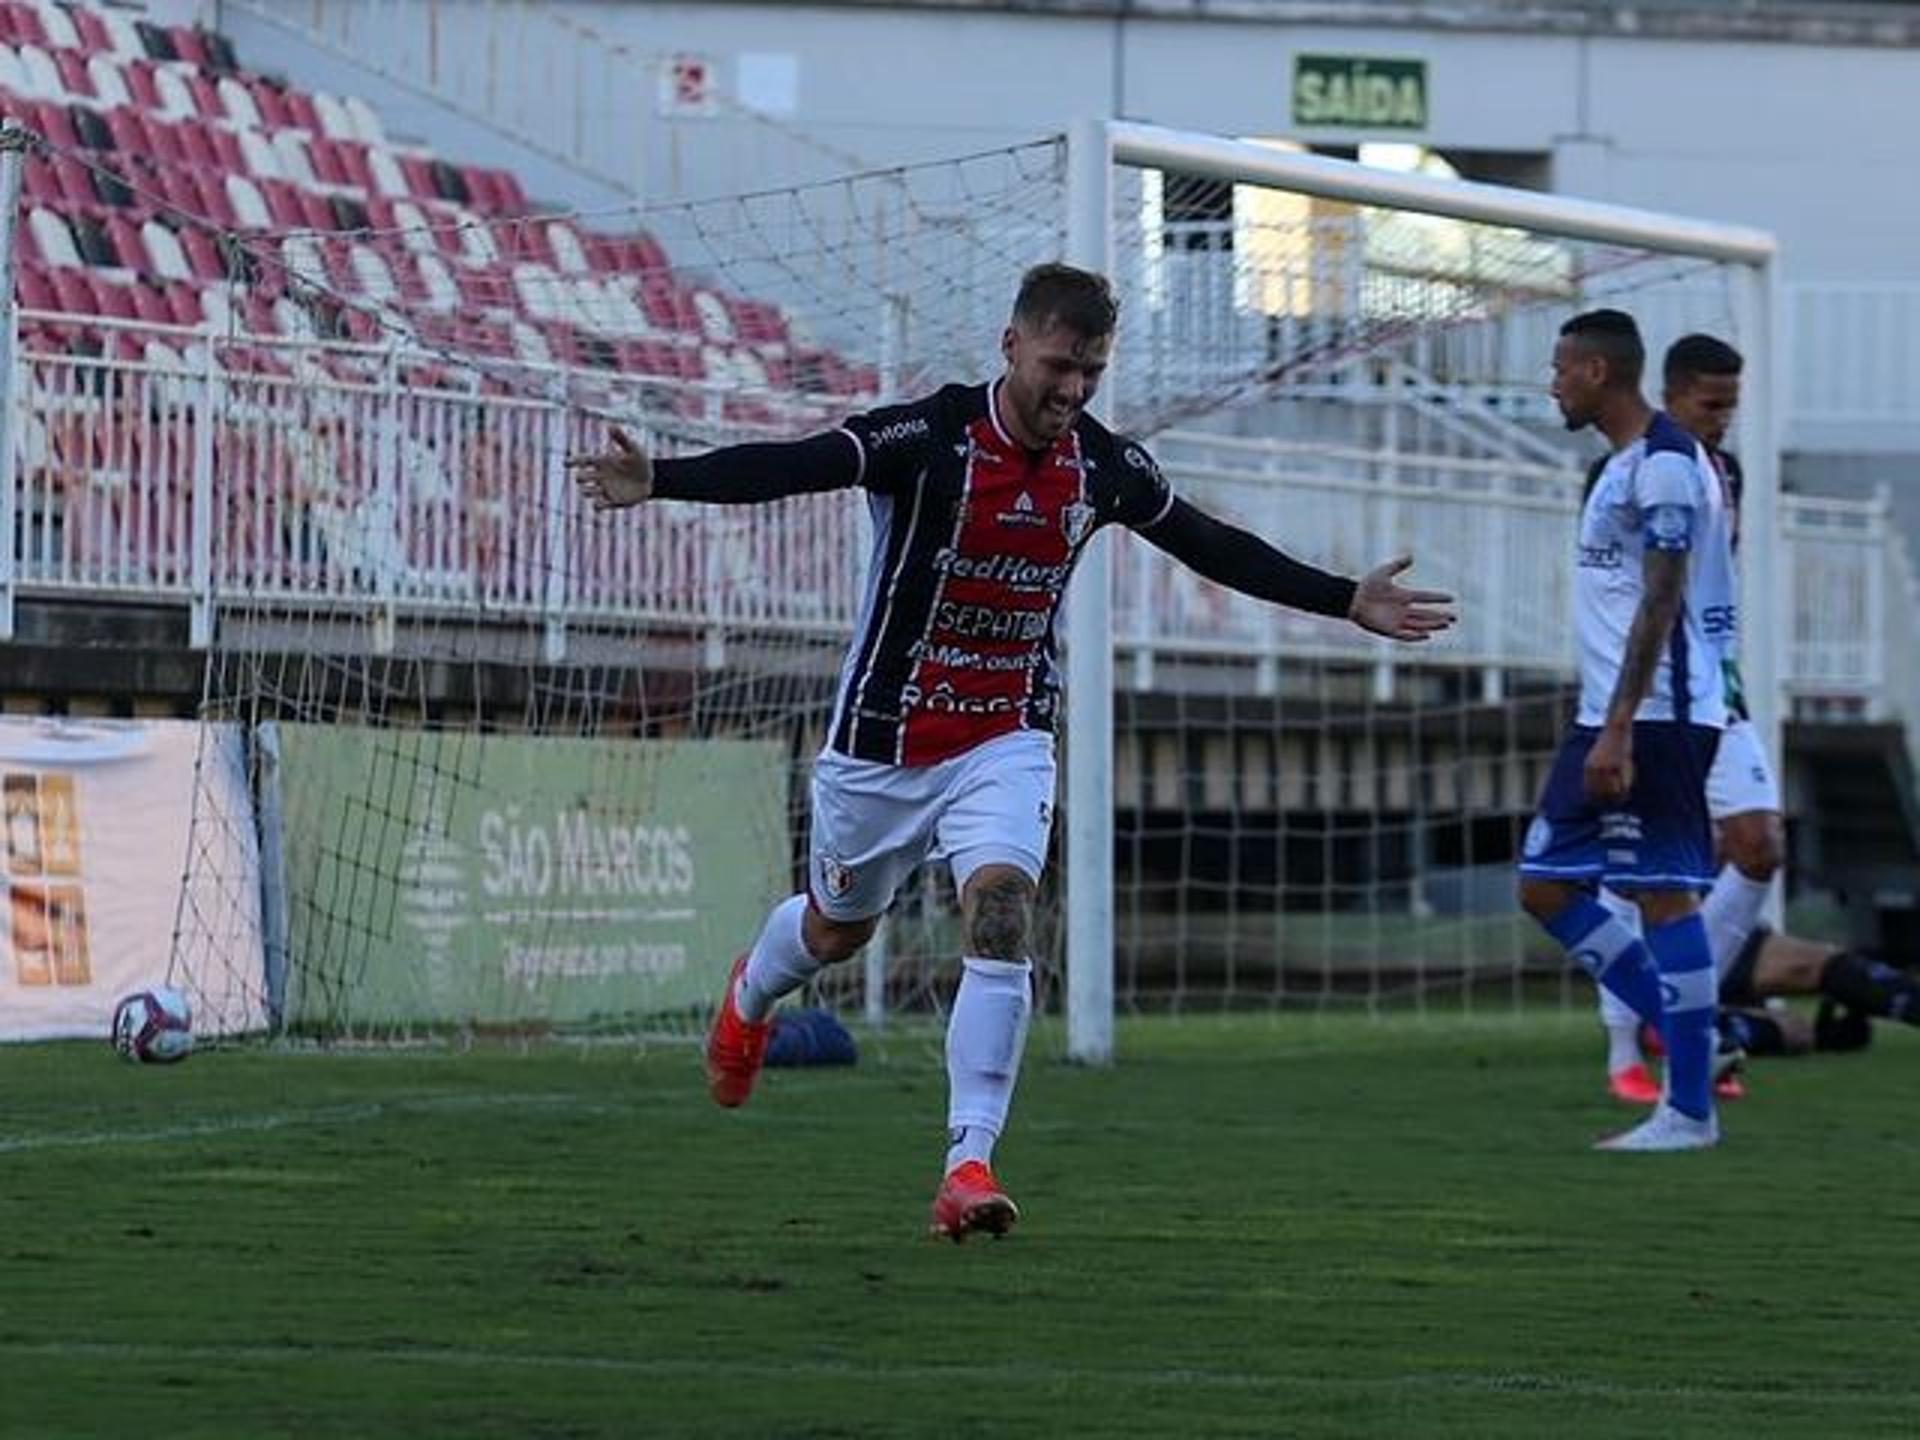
left=898, top=680, right=1019, bottom=717
left=1061, top=500, right=1096, bottom=547
left=1701, top=603, right=1738, bottom=638
left=868, top=416, right=929, bottom=451
left=996, top=491, right=1049, bottom=528
left=932, top=600, right=1050, bottom=642
left=931, top=548, right=1071, bottom=591
left=1599, top=812, right=1644, bottom=843
left=908, top=641, right=1035, bottom=672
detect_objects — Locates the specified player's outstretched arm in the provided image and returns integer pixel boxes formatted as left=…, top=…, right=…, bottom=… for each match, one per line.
left=568, top=425, right=862, bottom=512
left=1141, top=498, right=1455, bottom=641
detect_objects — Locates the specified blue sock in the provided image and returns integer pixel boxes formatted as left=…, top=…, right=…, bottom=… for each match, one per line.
left=1543, top=895, right=1664, bottom=1027
left=1646, top=913, right=1717, bottom=1122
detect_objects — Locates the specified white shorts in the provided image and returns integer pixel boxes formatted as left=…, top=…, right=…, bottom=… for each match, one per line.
left=1705, top=717, right=1780, bottom=820
left=807, top=729, right=1056, bottom=922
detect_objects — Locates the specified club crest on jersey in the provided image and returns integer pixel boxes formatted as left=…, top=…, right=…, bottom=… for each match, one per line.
left=819, top=855, right=856, bottom=899
left=1060, top=501, right=1096, bottom=547
left=1522, top=816, right=1552, bottom=859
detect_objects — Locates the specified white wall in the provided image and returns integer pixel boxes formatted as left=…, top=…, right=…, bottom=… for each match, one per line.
left=251, top=2, right=1920, bottom=284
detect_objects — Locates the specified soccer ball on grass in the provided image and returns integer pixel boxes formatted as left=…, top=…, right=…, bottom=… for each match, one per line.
left=111, top=986, right=194, bottom=1064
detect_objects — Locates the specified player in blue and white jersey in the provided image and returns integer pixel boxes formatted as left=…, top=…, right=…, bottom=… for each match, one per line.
left=1592, top=335, right=1786, bottom=1103
left=1518, top=309, right=1737, bottom=1151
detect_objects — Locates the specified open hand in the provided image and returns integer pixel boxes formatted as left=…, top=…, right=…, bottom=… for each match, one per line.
left=1349, top=555, right=1455, bottom=642
left=567, top=426, right=654, bottom=511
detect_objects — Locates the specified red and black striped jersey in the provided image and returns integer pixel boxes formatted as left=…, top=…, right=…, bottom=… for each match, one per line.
left=828, top=380, right=1173, bottom=766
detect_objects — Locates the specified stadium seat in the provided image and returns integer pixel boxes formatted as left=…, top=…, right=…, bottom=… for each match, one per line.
left=311, top=90, right=352, bottom=141
left=148, top=62, right=195, bottom=120
left=216, top=74, right=258, bottom=129
left=271, top=130, right=319, bottom=190
left=96, top=7, right=143, bottom=62
left=26, top=204, right=78, bottom=266
left=17, top=44, right=63, bottom=100
left=237, top=125, right=282, bottom=181
left=51, top=47, right=91, bottom=97
left=224, top=172, right=271, bottom=230
left=83, top=53, right=126, bottom=107
left=34, top=2, right=77, bottom=52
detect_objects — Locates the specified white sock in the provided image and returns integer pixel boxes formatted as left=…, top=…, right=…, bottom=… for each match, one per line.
left=1593, top=886, right=1647, bottom=1073
left=1701, top=865, right=1772, bottom=980
left=943, top=956, right=1032, bottom=1174
left=736, top=894, right=820, bottom=1023
left=1605, top=1021, right=1644, bottom=1074
left=945, top=1125, right=997, bottom=1171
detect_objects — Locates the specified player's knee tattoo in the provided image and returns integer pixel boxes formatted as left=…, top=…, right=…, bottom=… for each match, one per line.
left=966, top=876, right=1033, bottom=961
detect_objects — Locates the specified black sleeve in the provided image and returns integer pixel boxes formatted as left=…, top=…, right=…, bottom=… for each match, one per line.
left=650, top=430, right=861, bottom=504
left=837, top=395, right=943, bottom=495
left=1139, top=496, right=1357, bottom=619
left=1105, top=435, right=1177, bottom=530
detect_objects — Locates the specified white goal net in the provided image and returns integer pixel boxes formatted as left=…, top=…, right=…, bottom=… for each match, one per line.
left=4, top=120, right=1774, bottom=1045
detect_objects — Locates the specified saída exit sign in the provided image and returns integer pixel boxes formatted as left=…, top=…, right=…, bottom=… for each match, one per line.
left=1292, top=54, right=1428, bottom=131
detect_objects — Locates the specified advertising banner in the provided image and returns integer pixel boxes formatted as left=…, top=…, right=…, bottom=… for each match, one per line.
left=0, top=719, right=265, bottom=1041
left=271, top=726, right=789, bottom=1028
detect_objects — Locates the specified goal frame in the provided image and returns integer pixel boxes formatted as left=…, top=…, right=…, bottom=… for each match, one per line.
left=1062, top=118, right=1780, bottom=1064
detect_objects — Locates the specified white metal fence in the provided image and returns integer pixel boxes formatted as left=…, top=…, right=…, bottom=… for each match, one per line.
left=6, top=324, right=1915, bottom=750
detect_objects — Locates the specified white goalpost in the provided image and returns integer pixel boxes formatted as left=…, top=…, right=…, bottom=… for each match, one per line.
left=1062, top=120, right=1779, bottom=1062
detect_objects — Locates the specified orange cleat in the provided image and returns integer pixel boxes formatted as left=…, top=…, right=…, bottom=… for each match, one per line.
left=1714, top=1072, right=1748, bottom=1100
left=929, top=1160, right=1019, bottom=1243
left=1608, top=1062, right=1662, bottom=1105
left=704, top=954, right=770, bottom=1108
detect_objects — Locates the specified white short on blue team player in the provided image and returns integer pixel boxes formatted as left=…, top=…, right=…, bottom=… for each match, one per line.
left=111, top=986, right=195, bottom=1064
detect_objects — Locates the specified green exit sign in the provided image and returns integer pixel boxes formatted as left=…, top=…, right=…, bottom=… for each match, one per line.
left=1292, top=54, right=1428, bottom=130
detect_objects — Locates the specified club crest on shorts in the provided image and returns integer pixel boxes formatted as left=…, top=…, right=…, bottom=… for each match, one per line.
left=1523, top=816, right=1552, bottom=859
left=1061, top=500, right=1096, bottom=547
left=819, top=854, right=856, bottom=899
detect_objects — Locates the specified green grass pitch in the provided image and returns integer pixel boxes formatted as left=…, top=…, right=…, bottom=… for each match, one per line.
left=3, top=1014, right=1917, bottom=1438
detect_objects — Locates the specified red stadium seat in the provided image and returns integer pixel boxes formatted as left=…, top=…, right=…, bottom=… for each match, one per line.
left=52, top=48, right=92, bottom=97
left=169, top=27, right=208, bottom=69
left=121, top=57, right=159, bottom=110
left=70, top=6, right=111, bottom=56
left=162, top=280, right=202, bottom=327
left=103, top=212, right=147, bottom=270
left=7, top=4, right=48, bottom=50
left=249, top=78, right=292, bottom=131
left=16, top=262, right=56, bottom=311
left=127, top=278, right=172, bottom=326
left=90, top=276, right=135, bottom=319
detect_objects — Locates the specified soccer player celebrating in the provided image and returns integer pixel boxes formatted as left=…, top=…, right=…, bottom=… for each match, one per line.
left=1518, top=309, right=1738, bottom=1151
left=572, top=263, right=1455, bottom=1238
left=1592, top=334, right=1785, bottom=1102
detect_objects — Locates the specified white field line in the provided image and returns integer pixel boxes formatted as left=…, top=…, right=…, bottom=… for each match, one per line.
left=0, top=1091, right=630, bottom=1156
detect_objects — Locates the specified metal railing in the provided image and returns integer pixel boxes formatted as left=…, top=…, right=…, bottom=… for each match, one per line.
left=4, top=323, right=1915, bottom=745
